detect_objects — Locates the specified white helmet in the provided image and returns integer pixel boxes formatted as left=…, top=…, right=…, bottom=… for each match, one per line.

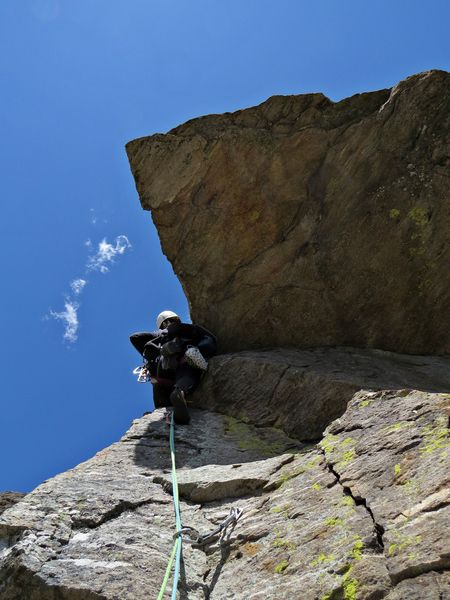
left=156, top=310, right=180, bottom=329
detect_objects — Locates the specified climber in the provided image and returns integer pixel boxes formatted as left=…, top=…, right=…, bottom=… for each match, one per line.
left=130, top=310, right=217, bottom=424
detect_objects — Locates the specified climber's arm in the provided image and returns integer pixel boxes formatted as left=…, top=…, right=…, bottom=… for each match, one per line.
left=130, top=331, right=162, bottom=356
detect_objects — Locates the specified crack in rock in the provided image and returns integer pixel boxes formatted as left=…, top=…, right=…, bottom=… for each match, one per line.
left=72, top=497, right=170, bottom=530
left=319, top=448, right=385, bottom=552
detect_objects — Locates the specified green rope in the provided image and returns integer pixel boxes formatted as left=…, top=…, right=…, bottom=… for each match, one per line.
left=156, top=537, right=180, bottom=600
left=156, top=412, right=183, bottom=600
left=170, top=411, right=182, bottom=600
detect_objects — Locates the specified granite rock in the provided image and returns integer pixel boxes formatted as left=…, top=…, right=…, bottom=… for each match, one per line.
left=321, top=388, right=450, bottom=597
left=0, top=493, right=25, bottom=517
left=126, top=70, right=450, bottom=355
left=1, top=375, right=449, bottom=599
left=2, top=70, right=450, bottom=600
left=192, top=347, right=450, bottom=440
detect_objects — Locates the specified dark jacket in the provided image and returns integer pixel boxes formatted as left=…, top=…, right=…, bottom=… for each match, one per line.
left=130, top=322, right=217, bottom=382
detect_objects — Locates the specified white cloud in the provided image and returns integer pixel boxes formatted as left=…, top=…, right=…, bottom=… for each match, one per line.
left=87, top=235, right=131, bottom=273
left=50, top=302, right=80, bottom=343
left=70, top=278, right=87, bottom=295
left=49, top=234, right=131, bottom=344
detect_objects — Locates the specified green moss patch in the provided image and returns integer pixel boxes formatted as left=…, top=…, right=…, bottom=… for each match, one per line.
left=320, top=435, right=357, bottom=468
left=274, top=559, right=289, bottom=574
left=408, top=206, right=429, bottom=226
left=272, top=536, right=296, bottom=551
left=350, top=538, right=363, bottom=561
left=223, top=415, right=287, bottom=456
left=388, top=532, right=422, bottom=556
left=325, top=516, right=344, bottom=528
left=311, top=552, right=335, bottom=567
left=419, top=415, right=449, bottom=456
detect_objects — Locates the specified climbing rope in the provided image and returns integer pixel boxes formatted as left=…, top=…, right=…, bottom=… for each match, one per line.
left=156, top=411, right=243, bottom=599
left=156, top=412, right=182, bottom=600
left=156, top=538, right=179, bottom=600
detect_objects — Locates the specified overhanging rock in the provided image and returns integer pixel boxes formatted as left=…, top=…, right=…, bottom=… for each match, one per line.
left=127, top=69, right=450, bottom=355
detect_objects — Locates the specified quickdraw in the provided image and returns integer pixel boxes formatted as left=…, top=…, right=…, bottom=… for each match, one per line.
left=132, top=365, right=150, bottom=383
left=174, top=507, right=243, bottom=546
left=132, top=364, right=176, bottom=387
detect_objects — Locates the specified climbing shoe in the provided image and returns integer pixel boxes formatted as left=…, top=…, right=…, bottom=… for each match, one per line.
left=171, top=388, right=190, bottom=425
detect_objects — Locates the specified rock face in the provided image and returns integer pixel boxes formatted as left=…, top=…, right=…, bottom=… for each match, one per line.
left=126, top=70, right=450, bottom=355
left=193, top=347, right=450, bottom=440
left=0, top=494, right=25, bottom=517
left=2, top=72, right=449, bottom=599
left=1, top=363, right=449, bottom=599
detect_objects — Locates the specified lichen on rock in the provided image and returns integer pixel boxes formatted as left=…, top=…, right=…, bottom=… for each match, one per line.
left=127, top=69, right=450, bottom=356
left=2, top=70, right=450, bottom=599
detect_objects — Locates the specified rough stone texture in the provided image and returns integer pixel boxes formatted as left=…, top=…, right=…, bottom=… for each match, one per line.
left=0, top=494, right=25, bottom=517
left=1, top=380, right=449, bottom=599
left=385, top=572, right=450, bottom=600
left=126, top=69, right=450, bottom=355
left=192, top=347, right=450, bottom=440
left=0, top=409, right=303, bottom=600
left=321, top=389, right=450, bottom=598
left=3, top=70, right=450, bottom=599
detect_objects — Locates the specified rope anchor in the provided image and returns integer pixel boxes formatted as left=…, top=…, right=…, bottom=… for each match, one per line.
left=174, top=507, right=243, bottom=546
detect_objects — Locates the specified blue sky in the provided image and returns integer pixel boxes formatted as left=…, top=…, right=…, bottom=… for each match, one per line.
left=1, top=0, right=449, bottom=493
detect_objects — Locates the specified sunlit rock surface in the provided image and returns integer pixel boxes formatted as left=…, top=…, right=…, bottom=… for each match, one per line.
left=0, top=494, right=25, bottom=518
left=127, top=69, right=450, bottom=355
left=2, top=71, right=449, bottom=599
left=1, top=374, right=449, bottom=599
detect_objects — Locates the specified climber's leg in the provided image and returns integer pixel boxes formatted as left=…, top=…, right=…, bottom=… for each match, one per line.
left=170, top=364, right=202, bottom=424
left=153, top=383, right=172, bottom=409
left=170, top=387, right=190, bottom=425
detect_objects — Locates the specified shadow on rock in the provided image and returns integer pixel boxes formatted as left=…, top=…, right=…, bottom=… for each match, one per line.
left=131, top=407, right=304, bottom=474
left=192, top=347, right=450, bottom=441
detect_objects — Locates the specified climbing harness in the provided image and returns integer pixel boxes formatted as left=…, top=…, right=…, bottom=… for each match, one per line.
left=133, top=364, right=177, bottom=387
left=134, top=354, right=208, bottom=388
left=156, top=412, right=243, bottom=599
left=133, top=338, right=162, bottom=383
left=133, top=337, right=208, bottom=386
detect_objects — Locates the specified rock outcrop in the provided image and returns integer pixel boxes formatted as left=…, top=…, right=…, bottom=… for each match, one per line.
left=1, top=364, right=449, bottom=598
left=2, top=72, right=449, bottom=599
left=0, top=494, right=25, bottom=517
left=193, top=347, right=450, bottom=440
left=126, top=69, right=450, bottom=355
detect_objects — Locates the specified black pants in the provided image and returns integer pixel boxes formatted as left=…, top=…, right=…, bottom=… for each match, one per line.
left=153, top=363, right=202, bottom=408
